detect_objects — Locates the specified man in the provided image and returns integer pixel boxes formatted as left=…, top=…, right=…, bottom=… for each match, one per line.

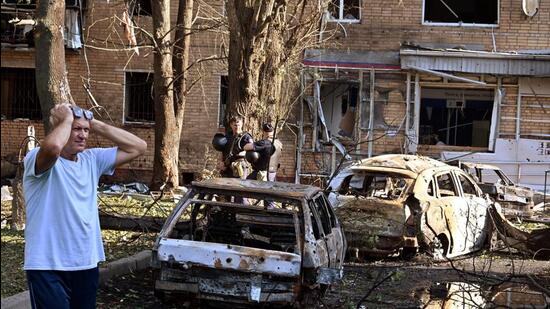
left=219, top=115, right=253, bottom=179
left=23, top=103, right=146, bottom=309
left=244, top=123, right=276, bottom=181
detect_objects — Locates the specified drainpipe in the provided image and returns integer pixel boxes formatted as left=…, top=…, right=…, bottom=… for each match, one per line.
left=413, top=74, right=421, bottom=153
left=355, top=70, right=364, bottom=154
left=368, top=69, right=375, bottom=157
left=296, top=71, right=305, bottom=184
left=405, top=72, right=411, bottom=153
left=515, top=87, right=522, bottom=184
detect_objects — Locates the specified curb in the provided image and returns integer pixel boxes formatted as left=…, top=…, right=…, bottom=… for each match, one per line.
left=1, top=249, right=152, bottom=309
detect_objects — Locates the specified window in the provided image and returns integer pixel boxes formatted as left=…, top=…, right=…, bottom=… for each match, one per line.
left=125, top=71, right=154, bottom=123
left=1, top=68, right=41, bottom=120
left=423, top=0, right=498, bottom=25
left=420, top=88, right=494, bottom=147
left=436, top=173, right=458, bottom=197
left=328, top=0, right=360, bottom=22
left=129, top=0, right=152, bottom=16
left=218, top=75, right=228, bottom=127
left=458, top=174, right=477, bottom=196
left=308, top=204, right=322, bottom=240
left=1, top=5, right=83, bottom=49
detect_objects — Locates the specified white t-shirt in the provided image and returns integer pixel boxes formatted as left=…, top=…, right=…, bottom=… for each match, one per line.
left=23, top=147, right=117, bottom=271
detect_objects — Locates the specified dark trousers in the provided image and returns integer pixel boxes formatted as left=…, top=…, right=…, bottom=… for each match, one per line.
left=26, top=267, right=99, bottom=309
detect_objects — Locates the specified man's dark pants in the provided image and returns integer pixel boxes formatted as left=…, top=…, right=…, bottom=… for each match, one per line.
left=26, top=267, right=99, bottom=309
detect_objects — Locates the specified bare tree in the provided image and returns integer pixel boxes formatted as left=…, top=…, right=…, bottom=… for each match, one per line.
left=10, top=0, right=75, bottom=230
left=225, top=0, right=328, bottom=132
left=35, top=0, right=75, bottom=132
left=150, top=0, right=194, bottom=190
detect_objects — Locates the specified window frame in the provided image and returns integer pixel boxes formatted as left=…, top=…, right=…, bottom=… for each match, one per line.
left=326, top=0, right=361, bottom=24
left=435, top=172, right=459, bottom=198
left=0, top=67, right=41, bottom=120
left=421, top=0, right=500, bottom=28
left=123, top=70, right=155, bottom=124
left=456, top=171, right=480, bottom=197
left=218, top=75, right=228, bottom=127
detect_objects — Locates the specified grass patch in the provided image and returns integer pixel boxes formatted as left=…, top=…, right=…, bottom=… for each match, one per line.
left=1, top=194, right=171, bottom=299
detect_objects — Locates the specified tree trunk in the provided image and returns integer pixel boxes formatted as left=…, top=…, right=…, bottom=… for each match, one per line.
left=10, top=164, right=25, bottom=231
left=35, top=0, right=74, bottom=133
left=151, top=0, right=179, bottom=190
left=226, top=1, right=291, bottom=134
left=173, top=0, right=193, bottom=133
left=11, top=0, right=74, bottom=230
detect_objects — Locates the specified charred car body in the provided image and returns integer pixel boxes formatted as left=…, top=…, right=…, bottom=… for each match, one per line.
left=453, top=161, right=543, bottom=218
left=152, top=178, right=346, bottom=306
left=327, top=154, right=492, bottom=260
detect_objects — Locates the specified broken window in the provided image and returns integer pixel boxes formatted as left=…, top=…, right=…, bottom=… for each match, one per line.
left=128, top=0, right=152, bottom=16
left=436, top=173, right=458, bottom=197
left=423, top=0, right=499, bottom=25
left=1, top=1, right=83, bottom=49
left=337, top=173, right=408, bottom=200
left=218, top=75, right=228, bottom=127
left=170, top=193, right=301, bottom=254
left=124, top=71, right=154, bottom=123
left=458, top=174, right=477, bottom=196
left=320, top=83, right=359, bottom=139
left=420, top=88, right=494, bottom=147
left=328, top=0, right=361, bottom=21
left=1, top=67, right=41, bottom=120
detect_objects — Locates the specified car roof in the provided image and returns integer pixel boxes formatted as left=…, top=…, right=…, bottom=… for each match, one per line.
left=191, top=178, right=322, bottom=200
left=349, top=154, right=448, bottom=178
left=459, top=161, right=501, bottom=170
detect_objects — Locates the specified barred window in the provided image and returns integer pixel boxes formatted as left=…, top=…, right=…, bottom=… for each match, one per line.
left=125, top=71, right=154, bottom=123
left=1, top=67, right=41, bottom=120
left=218, top=75, right=228, bottom=127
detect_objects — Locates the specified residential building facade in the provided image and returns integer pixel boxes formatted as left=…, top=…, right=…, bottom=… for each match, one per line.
left=1, top=0, right=549, bottom=189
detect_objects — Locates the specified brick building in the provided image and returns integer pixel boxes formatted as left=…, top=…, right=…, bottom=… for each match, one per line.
left=297, top=0, right=549, bottom=190
left=1, top=0, right=549, bottom=189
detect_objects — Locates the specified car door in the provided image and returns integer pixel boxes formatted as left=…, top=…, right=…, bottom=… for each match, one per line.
left=455, top=171, right=489, bottom=250
left=434, top=171, right=470, bottom=255
left=306, top=200, right=330, bottom=268
left=313, top=193, right=346, bottom=268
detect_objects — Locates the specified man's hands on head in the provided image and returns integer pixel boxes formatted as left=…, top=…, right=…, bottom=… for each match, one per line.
left=49, top=103, right=74, bottom=128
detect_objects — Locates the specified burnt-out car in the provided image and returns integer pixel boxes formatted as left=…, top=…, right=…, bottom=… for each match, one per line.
left=452, top=161, right=542, bottom=218
left=327, top=154, right=492, bottom=260
left=152, top=178, right=346, bottom=307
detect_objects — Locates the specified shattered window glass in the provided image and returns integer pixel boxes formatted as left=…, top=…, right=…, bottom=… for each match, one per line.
left=458, top=174, right=477, bottom=196
left=328, top=0, right=360, bottom=20
left=437, top=173, right=458, bottom=197
left=166, top=191, right=302, bottom=254
left=340, top=173, right=408, bottom=200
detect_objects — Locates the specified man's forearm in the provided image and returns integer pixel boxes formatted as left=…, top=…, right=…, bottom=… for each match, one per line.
left=41, top=119, right=72, bottom=155
left=91, top=119, right=147, bottom=156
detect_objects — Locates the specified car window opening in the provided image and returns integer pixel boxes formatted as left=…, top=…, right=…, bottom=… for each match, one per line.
left=168, top=193, right=301, bottom=254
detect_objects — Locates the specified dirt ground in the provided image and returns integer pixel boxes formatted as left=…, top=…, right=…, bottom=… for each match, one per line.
left=96, top=251, right=550, bottom=308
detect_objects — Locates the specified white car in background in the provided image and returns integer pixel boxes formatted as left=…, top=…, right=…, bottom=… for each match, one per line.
left=327, top=154, right=492, bottom=260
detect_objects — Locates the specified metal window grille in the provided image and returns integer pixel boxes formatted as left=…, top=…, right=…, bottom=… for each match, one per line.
left=125, top=71, right=154, bottom=122
left=0, top=67, right=41, bottom=120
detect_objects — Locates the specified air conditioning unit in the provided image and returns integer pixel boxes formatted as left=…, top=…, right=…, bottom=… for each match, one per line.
left=447, top=100, right=466, bottom=109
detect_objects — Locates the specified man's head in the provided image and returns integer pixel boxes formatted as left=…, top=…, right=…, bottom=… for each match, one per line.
left=262, top=122, right=274, bottom=139
left=56, top=105, right=94, bottom=159
left=229, top=115, right=244, bottom=134
left=61, top=117, right=90, bottom=158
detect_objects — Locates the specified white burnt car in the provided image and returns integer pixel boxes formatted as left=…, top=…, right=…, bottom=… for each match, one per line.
left=152, top=178, right=346, bottom=307
left=327, top=154, right=492, bottom=260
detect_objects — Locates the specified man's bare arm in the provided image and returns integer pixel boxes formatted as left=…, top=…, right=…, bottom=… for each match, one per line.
left=90, top=119, right=147, bottom=167
left=35, top=104, right=74, bottom=174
